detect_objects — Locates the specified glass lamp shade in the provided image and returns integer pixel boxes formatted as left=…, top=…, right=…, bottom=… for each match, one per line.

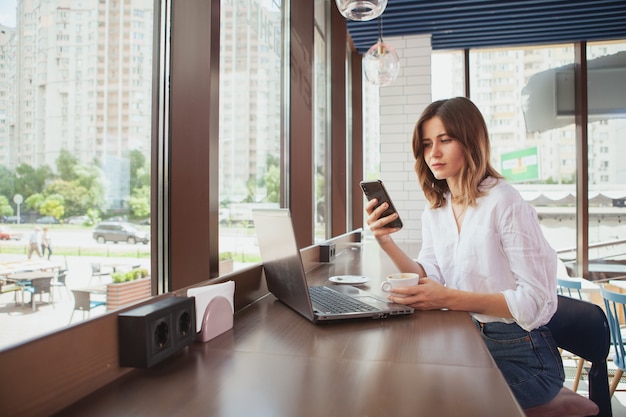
left=335, top=0, right=388, bottom=21
left=363, top=41, right=400, bottom=86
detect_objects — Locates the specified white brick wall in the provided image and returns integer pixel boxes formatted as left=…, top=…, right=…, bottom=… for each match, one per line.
left=377, top=34, right=432, bottom=243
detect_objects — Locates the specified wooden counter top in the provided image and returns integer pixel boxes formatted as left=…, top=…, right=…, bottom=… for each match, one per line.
left=56, top=242, right=524, bottom=417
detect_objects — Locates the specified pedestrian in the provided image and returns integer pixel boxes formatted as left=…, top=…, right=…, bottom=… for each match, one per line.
left=41, top=227, right=53, bottom=260
left=27, top=227, right=43, bottom=259
left=365, top=97, right=563, bottom=410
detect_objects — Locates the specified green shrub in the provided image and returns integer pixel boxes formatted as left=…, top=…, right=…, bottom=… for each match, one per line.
left=111, top=268, right=149, bottom=283
left=111, top=272, right=127, bottom=284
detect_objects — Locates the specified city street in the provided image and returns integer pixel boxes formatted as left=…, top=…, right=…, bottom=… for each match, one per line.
left=0, top=224, right=260, bottom=258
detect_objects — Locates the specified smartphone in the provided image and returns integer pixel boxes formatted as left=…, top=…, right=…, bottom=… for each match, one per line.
left=360, top=180, right=403, bottom=229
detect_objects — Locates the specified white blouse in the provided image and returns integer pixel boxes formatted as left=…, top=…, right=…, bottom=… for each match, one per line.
left=417, top=177, right=557, bottom=331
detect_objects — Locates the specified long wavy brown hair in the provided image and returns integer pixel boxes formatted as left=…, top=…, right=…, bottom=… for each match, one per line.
left=412, top=97, right=502, bottom=209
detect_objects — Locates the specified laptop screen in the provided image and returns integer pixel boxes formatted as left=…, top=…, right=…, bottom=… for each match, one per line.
left=252, top=209, right=315, bottom=320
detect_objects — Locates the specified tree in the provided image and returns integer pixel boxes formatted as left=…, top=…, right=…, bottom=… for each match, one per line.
left=129, top=185, right=150, bottom=218
left=50, top=151, right=107, bottom=217
left=0, top=195, right=13, bottom=217
left=260, top=153, right=280, bottom=203
left=45, top=180, right=91, bottom=218
left=24, top=193, right=45, bottom=212
left=86, top=208, right=101, bottom=226
left=68, top=165, right=106, bottom=213
left=0, top=165, right=16, bottom=198
left=40, top=194, right=65, bottom=220
left=129, top=149, right=150, bottom=191
left=15, top=163, right=53, bottom=197
left=263, top=165, right=280, bottom=203
left=57, top=149, right=79, bottom=181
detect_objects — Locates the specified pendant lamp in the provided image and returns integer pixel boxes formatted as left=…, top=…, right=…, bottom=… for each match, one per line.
left=363, top=17, right=399, bottom=86
left=335, top=0, right=387, bottom=21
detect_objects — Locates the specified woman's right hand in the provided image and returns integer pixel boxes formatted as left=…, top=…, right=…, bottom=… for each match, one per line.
left=365, top=198, right=401, bottom=241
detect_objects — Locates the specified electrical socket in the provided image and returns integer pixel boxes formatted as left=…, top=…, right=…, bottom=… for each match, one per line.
left=320, top=243, right=336, bottom=262
left=118, top=296, right=196, bottom=368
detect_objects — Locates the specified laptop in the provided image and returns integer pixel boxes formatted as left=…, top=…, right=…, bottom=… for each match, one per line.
left=252, top=208, right=414, bottom=323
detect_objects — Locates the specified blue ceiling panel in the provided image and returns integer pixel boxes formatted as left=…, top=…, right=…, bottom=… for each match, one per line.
left=346, top=0, right=626, bottom=52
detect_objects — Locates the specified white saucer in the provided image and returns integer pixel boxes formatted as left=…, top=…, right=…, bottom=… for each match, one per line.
left=328, top=275, right=369, bottom=285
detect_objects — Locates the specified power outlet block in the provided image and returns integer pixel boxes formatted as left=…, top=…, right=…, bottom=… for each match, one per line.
left=118, top=296, right=196, bottom=368
left=320, top=243, right=336, bottom=262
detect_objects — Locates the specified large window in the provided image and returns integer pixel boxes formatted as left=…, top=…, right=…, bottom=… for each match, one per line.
left=470, top=45, right=577, bottom=253
left=218, top=0, right=284, bottom=270
left=1, top=3, right=359, bottom=413
left=313, top=0, right=330, bottom=241
left=469, top=43, right=626, bottom=277
left=432, top=51, right=465, bottom=100
left=0, top=0, right=154, bottom=350
left=362, top=78, right=381, bottom=183
left=586, top=41, right=626, bottom=271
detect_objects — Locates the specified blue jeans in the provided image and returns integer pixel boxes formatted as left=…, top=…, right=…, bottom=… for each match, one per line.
left=474, top=319, right=565, bottom=409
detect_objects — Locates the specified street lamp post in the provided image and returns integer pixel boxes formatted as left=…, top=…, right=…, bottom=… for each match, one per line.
left=13, top=194, right=23, bottom=224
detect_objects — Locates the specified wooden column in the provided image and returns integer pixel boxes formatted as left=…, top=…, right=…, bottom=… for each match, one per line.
left=574, top=42, right=589, bottom=279
left=168, top=0, right=221, bottom=288
left=350, top=49, right=364, bottom=231
left=289, top=0, right=314, bottom=247
left=330, top=6, right=348, bottom=237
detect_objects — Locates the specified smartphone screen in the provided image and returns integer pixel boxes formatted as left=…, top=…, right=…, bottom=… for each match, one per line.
left=360, top=180, right=403, bottom=229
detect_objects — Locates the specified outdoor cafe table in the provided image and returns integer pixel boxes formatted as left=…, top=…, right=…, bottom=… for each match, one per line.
left=6, top=271, right=56, bottom=311
left=0, top=259, right=62, bottom=277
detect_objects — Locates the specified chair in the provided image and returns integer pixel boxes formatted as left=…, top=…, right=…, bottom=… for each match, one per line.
left=24, top=277, right=55, bottom=311
left=557, top=277, right=586, bottom=392
left=51, top=269, right=69, bottom=299
left=14, top=279, right=32, bottom=305
left=525, top=295, right=611, bottom=417
left=0, top=279, right=22, bottom=305
left=557, top=277, right=584, bottom=299
left=89, top=263, right=110, bottom=285
left=600, top=286, right=626, bottom=398
left=69, top=289, right=106, bottom=323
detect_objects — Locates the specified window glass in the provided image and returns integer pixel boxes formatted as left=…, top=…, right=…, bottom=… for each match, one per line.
left=313, top=0, right=329, bottom=241
left=218, top=0, right=283, bottom=270
left=0, top=0, right=153, bottom=349
left=432, top=51, right=465, bottom=100
left=586, top=41, right=626, bottom=276
left=362, top=81, right=380, bottom=181
left=469, top=45, right=577, bottom=257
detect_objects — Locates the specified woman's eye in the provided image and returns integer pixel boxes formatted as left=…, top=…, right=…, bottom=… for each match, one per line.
left=422, top=142, right=432, bottom=148
left=441, top=138, right=452, bottom=143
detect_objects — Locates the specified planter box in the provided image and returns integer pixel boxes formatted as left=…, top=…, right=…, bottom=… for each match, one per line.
left=106, top=277, right=152, bottom=311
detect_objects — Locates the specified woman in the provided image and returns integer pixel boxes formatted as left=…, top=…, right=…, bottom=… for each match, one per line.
left=365, top=97, right=564, bottom=409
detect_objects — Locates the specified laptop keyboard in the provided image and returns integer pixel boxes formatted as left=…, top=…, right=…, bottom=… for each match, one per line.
left=309, top=286, right=379, bottom=314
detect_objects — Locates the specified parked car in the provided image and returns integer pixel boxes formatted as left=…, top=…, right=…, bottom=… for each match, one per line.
left=106, top=216, right=127, bottom=222
left=2, top=215, right=22, bottom=224
left=92, top=221, right=150, bottom=244
left=36, top=216, right=60, bottom=224
left=0, top=226, right=23, bottom=241
left=66, top=215, right=89, bottom=225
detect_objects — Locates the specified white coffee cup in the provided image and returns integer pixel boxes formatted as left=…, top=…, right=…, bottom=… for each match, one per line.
left=380, top=272, right=420, bottom=296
